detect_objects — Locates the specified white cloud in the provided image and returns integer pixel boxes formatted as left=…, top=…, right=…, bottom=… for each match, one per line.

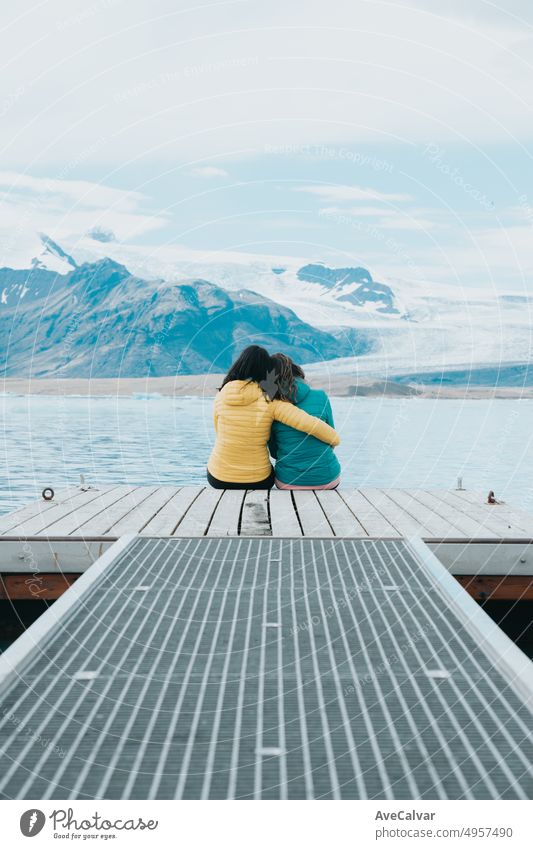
left=446, top=222, right=533, bottom=279
left=0, top=171, right=144, bottom=209
left=0, top=171, right=167, bottom=267
left=298, top=185, right=413, bottom=203
left=319, top=205, right=408, bottom=217
left=0, top=1, right=530, bottom=292
left=189, top=166, right=230, bottom=178
left=378, top=217, right=436, bottom=231
left=318, top=204, right=436, bottom=231
left=0, top=0, right=531, bottom=169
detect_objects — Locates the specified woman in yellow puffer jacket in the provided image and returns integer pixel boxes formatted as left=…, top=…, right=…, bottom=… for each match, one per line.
left=207, top=345, right=340, bottom=489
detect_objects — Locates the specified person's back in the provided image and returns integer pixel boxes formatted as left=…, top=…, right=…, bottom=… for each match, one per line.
left=208, top=379, right=276, bottom=484
left=270, top=378, right=341, bottom=489
left=207, top=346, right=340, bottom=490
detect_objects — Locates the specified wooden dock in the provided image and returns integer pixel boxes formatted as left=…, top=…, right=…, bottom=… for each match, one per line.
left=1, top=485, right=533, bottom=601
left=0, top=534, right=531, bottom=800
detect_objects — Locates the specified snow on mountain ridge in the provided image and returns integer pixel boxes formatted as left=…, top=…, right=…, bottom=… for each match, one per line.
left=2, top=232, right=531, bottom=379
left=59, top=234, right=508, bottom=323
left=0, top=257, right=366, bottom=377
left=31, top=234, right=77, bottom=274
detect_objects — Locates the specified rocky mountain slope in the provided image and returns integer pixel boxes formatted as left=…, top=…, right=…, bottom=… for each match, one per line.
left=2, top=233, right=532, bottom=382
left=0, top=256, right=367, bottom=377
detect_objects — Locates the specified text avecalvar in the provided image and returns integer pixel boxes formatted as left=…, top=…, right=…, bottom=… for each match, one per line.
left=375, top=811, right=436, bottom=821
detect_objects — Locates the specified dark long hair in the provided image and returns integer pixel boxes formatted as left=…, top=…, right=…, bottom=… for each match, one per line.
left=271, top=352, right=305, bottom=401
left=220, top=345, right=274, bottom=392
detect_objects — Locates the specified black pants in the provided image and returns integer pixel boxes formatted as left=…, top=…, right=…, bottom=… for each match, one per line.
left=207, top=468, right=275, bottom=490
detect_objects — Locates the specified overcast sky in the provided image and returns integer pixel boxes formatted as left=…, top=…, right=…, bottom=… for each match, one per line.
left=1, top=0, right=533, bottom=289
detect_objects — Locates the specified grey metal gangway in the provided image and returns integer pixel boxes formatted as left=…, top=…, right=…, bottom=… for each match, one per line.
left=0, top=536, right=531, bottom=799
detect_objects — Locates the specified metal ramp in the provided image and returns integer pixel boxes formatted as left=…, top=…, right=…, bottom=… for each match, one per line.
left=0, top=536, right=531, bottom=800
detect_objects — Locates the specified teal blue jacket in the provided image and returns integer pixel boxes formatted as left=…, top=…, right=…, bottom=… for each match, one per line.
left=269, top=380, right=341, bottom=486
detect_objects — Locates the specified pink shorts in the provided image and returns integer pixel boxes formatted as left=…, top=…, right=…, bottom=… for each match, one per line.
left=275, top=476, right=340, bottom=491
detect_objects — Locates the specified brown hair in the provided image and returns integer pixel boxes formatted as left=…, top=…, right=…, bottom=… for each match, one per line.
left=272, top=352, right=305, bottom=402
left=219, top=345, right=273, bottom=391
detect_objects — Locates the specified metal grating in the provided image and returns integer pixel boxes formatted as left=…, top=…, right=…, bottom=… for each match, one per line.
left=0, top=537, right=531, bottom=800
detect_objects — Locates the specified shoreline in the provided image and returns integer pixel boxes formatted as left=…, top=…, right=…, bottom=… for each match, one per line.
left=2, top=375, right=533, bottom=399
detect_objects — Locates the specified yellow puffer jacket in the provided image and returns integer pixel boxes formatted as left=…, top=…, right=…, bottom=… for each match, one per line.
left=207, top=380, right=340, bottom=483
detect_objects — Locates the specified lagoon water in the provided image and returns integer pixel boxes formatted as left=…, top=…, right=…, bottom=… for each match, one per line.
left=1, top=393, right=533, bottom=515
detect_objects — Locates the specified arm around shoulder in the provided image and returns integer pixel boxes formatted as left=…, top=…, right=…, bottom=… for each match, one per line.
left=271, top=400, right=340, bottom=446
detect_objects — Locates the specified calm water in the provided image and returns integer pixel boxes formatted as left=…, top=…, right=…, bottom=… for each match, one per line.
left=1, top=393, right=533, bottom=514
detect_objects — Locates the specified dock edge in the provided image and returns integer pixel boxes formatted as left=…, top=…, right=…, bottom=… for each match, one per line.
left=0, top=535, right=136, bottom=695
left=408, top=536, right=533, bottom=711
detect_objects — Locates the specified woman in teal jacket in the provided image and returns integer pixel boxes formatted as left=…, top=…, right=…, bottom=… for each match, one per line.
left=269, top=353, right=341, bottom=489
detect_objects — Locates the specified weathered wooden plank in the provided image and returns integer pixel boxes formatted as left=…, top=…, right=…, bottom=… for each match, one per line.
left=140, top=487, right=201, bottom=535
left=412, top=490, right=497, bottom=539
left=315, top=490, right=367, bottom=537
left=292, top=491, right=332, bottom=537
left=438, top=490, right=526, bottom=538
left=206, top=489, right=244, bottom=536
left=41, top=486, right=135, bottom=536
left=0, top=487, right=79, bottom=534
left=174, top=488, right=222, bottom=536
left=108, top=487, right=179, bottom=535
left=339, top=490, right=400, bottom=538
left=360, top=488, right=426, bottom=537
left=456, top=575, right=533, bottom=602
left=240, top=490, right=271, bottom=536
left=3, top=486, right=533, bottom=544
left=269, top=490, right=302, bottom=537
left=5, top=487, right=118, bottom=537
left=0, top=573, right=80, bottom=600
left=0, top=500, right=56, bottom=534
left=76, top=487, right=159, bottom=536
left=385, top=489, right=461, bottom=539
left=453, top=489, right=533, bottom=536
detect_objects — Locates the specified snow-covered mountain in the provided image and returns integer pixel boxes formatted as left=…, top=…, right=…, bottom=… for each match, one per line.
left=0, top=235, right=77, bottom=308
left=0, top=256, right=366, bottom=377
left=296, top=263, right=399, bottom=315
left=31, top=234, right=77, bottom=274
left=2, top=232, right=532, bottom=381
left=64, top=233, right=533, bottom=380
left=57, top=235, right=407, bottom=327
